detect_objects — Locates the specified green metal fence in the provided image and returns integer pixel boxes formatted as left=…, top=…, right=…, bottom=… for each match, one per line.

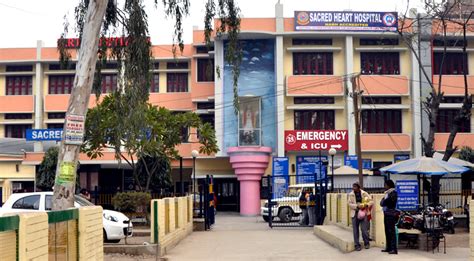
left=48, top=209, right=79, bottom=261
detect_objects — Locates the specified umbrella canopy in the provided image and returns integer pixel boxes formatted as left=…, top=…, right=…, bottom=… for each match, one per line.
left=333, top=165, right=372, bottom=175
left=433, top=152, right=474, bottom=168
left=380, top=156, right=469, bottom=175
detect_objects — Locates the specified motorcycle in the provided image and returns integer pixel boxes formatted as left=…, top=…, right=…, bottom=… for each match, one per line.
left=397, top=210, right=425, bottom=232
left=432, top=202, right=456, bottom=234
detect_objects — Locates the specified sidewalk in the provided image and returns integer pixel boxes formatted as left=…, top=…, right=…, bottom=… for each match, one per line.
left=163, top=213, right=469, bottom=261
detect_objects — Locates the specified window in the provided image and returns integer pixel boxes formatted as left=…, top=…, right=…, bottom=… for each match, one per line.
left=197, top=101, right=215, bottom=110
left=362, top=97, right=401, bottom=104
left=362, top=110, right=402, bottom=133
left=433, top=52, right=468, bottom=75
left=197, top=58, right=215, bottom=82
left=6, top=65, right=33, bottom=72
left=12, top=195, right=40, bottom=210
left=101, top=74, right=117, bottom=93
left=293, top=53, right=333, bottom=75
left=167, top=62, right=188, bottom=69
left=6, top=76, right=32, bottom=95
left=180, top=127, right=189, bottom=143
left=361, top=52, right=400, bottom=75
left=150, top=74, right=159, bottom=93
left=360, top=38, right=399, bottom=46
left=49, top=75, right=74, bottom=94
left=5, top=124, right=31, bottom=138
left=294, top=97, right=335, bottom=104
left=48, top=112, right=66, bottom=119
left=196, top=46, right=214, bottom=53
left=433, top=39, right=465, bottom=47
left=436, top=109, right=471, bottom=133
left=292, top=39, right=332, bottom=45
left=5, top=114, right=32, bottom=119
left=167, top=73, right=188, bottom=92
left=442, top=96, right=464, bottom=103
left=47, top=123, right=64, bottom=129
left=153, top=62, right=160, bottom=70
left=198, top=114, right=215, bottom=139
left=45, top=195, right=52, bottom=211
left=294, top=110, right=335, bottom=130
left=49, top=63, right=76, bottom=70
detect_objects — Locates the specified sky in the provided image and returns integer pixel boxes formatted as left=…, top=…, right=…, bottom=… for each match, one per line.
left=0, top=0, right=424, bottom=48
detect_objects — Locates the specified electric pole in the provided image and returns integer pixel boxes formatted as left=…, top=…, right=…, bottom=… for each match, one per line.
left=351, top=74, right=364, bottom=188
left=52, top=0, right=108, bottom=210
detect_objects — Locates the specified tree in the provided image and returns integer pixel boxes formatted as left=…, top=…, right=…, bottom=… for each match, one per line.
left=83, top=93, right=218, bottom=192
left=53, top=0, right=241, bottom=210
left=459, top=146, right=474, bottom=163
left=398, top=1, right=472, bottom=204
left=37, top=147, right=59, bottom=191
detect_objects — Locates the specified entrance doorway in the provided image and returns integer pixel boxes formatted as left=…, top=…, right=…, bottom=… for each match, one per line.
left=214, top=178, right=239, bottom=212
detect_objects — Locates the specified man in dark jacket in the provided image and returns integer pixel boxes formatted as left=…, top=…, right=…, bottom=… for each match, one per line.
left=380, top=179, right=398, bottom=255
left=299, top=190, right=309, bottom=225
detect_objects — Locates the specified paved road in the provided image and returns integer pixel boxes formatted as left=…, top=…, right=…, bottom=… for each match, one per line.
left=163, top=213, right=469, bottom=261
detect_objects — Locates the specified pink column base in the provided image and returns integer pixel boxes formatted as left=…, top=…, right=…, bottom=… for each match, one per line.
left=228, top=147, right=272, bottom=216
left=239, top=180, right=261, bottom=216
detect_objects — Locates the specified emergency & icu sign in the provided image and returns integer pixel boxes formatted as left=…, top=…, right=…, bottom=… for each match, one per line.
left=294, top=11, right=398, bottom=32
left=285, top=130, right=348, bottom=151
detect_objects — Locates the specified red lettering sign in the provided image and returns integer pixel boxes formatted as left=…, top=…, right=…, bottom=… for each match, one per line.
left=285, top=130, right=348, bottom=151
left=58, top=37, right=151, bottom=48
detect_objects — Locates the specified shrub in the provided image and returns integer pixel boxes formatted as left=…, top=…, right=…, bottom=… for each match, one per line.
left=112, top=192, right=151, bottom=213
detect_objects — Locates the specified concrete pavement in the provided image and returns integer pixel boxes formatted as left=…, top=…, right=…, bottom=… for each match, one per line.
left=164, top=213, right=470, bottom=261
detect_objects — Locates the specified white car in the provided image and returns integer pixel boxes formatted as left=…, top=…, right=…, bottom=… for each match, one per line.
left=261, top=183, right=330, bottom=223
left=0, top=192, right=132, bottom=243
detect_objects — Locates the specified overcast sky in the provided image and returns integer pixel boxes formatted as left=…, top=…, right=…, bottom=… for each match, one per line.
left=0, top=0, right=424, bottom=48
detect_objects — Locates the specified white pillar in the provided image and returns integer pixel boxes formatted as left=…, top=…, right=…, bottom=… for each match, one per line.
left=275, top=1, right=284, bottom=157
left=411, top=39, right=422, bottom=158
left=214, top=39, right=225, bottom=156
left=34, top=40, right=44, bottom=152
left=344, top=36, right=356, bottom=155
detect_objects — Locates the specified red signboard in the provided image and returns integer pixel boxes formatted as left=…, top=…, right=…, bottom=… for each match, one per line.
left=285, top=130, right=348, bottom=151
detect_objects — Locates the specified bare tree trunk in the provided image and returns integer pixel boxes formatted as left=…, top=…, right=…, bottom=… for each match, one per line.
left=52, top=0, right=108, bottom=210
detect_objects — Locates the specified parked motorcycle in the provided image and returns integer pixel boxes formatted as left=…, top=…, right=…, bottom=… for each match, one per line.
left=431, top=202, right=456, bottom=234
left=397, top=210, right=424, bottom=232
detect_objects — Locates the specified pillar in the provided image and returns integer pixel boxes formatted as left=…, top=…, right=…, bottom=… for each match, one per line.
left=228, top=147, right=271, bottom=216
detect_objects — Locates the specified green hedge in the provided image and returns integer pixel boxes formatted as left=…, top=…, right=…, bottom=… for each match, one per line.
left=112, top=192, right=151, bottom=213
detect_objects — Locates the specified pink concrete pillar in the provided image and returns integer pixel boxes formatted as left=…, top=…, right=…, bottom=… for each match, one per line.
left=228, top=147, right=272, bottom=216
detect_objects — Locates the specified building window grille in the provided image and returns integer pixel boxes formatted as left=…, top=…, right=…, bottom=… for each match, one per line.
left=197, top=58, right=215, bottom=82
left=360, top=52, right=400, bottom=75
left=293, top=52, right=333, bottom=75
left=433, top=52, right=468, bottom=75
left=294, top=110, right=335, bottom=130
left=167, top=73, right=188, bottom=92
left=362, top=110, right=402, bottom=133
left=6, top=76, right=32, bottom=95
left=5, top=124, right=31, bottom=138
left=436, top=109, right=470, bottom=133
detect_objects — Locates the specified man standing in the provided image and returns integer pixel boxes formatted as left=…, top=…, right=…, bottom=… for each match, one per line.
left=299, top=190, right=309, bottom=225
left=348, top=182, right=373, bottom=251
left=380, top=179, right=398, bottom=255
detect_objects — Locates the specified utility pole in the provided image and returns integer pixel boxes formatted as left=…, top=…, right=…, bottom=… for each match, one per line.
left=52, top=0, right=108, bottom=210
left=351, top=74, right=364, bottom=188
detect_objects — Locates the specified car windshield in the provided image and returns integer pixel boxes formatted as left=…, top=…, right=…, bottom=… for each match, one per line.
left=75, top=195, right=94, bottom=206
left=286, top=187, right=302, bottom=197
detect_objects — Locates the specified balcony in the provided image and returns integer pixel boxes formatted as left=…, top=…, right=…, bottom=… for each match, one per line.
left=434, top=133, right=474, bottom=151
left=44, top=95, right=102, bottom=112
left=359, top=75, right=409, bottom=96
left=0, top=95, right=34, bottom=113
left=361, top=134, right=411, bottom=152
left=432, top=76, right=474, bottom=95
left=149, top=93, right=193, bottom=111
left=286, top=75, right=343, bottom=96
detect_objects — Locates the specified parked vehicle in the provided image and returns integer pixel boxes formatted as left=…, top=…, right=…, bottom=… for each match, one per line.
left=433, top=202, right=456, bottom=234
left=261, top=183, right=329, bottom=223
left=0, top=192, right=133, bottom=243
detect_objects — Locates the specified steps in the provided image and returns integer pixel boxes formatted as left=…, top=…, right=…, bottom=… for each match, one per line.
left=314, top=224, right=360, bottom=253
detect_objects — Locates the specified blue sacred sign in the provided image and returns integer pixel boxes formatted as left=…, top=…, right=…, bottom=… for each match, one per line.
left=394, top=154, right=410, bottom=163
left=396, top=180, right=419, bottom=211
left=26, top=129, right=63, bottom=141
left=345, top=155, right=372, bottom=170
left=294, top=11, right=398, bottom=32
left=272, top=157, right=289, bottom=199
left=296, top=156, right=327, bottom=183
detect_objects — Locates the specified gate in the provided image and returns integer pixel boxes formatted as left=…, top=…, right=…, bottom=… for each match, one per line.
left=264, top=172, right=329, bottom=228
left=194, top=175, right=215, bottom=230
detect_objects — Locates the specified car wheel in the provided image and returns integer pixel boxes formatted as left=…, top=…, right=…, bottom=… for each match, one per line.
left=278, top=208, right=293, bottom=223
